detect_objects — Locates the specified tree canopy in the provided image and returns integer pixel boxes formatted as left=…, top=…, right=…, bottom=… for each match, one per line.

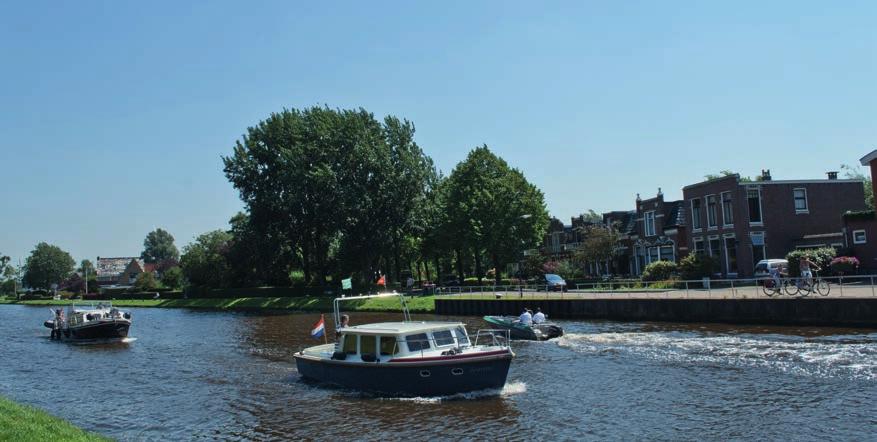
left=180, top=230, right=233, bottom=288
left=141, top=228, right=179, bottom=264
left=23, top=243, right=75, bottom=290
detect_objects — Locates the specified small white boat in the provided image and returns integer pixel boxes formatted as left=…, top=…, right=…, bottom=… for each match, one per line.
left=294, top=293, right=513, bottom=397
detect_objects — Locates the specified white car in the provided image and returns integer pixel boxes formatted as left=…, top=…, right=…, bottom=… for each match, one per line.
left=754, top=259, right=788, bottom=279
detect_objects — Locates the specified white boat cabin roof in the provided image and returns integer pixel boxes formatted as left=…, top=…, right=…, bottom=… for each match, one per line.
left=341, top=321, right=465, bottom=336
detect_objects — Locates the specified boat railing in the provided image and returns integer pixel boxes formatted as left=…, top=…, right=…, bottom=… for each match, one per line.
left=332, top=292, right=411, bottom=326
left=472, top=329, right=511, bottom=349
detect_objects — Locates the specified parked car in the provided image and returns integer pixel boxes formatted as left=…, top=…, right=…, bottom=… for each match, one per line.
left=543, top=273, right=567, bottom=292
left=754, top=259, right=788, bottom=279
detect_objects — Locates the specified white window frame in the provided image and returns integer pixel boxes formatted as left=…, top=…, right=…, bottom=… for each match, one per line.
left=747, top=186, right=764, bottom=226
left=693, top=237, right=705, bottom=255
left=707, top=235, right=721, bottom=257
left=690, top=198, right=703, bottom=232
left=793, top=188, right=809, bottom=214
left=853, top=229, right=867, bottom=244
left=706, top=194, right=718, bottom=229
left=720, top=191, right=734, bottom=226
left=644, top=211, right=656, bottom=236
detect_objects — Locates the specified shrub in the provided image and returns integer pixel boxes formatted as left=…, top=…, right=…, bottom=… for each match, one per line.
left=134, top=272, right=158, bottom=292
left=161, top=266, right=184, bottom=290
left=785, top=247, right=836, bottom=277
left=641, top=260, right=677, bottom=281
left=677, top=254, right=718, bottom=280
left=830, top=256, right=860, bottom=275
left=541, top=261, right=560, bottom=275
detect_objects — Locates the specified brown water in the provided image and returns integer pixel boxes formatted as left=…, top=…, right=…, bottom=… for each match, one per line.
left=0, top=305, right=875, bottom=440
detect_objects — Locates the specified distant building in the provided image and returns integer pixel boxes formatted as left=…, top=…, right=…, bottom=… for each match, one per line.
left=683, top=170, right=867, bottom=278
left=96, top=257, right=153, bottom=286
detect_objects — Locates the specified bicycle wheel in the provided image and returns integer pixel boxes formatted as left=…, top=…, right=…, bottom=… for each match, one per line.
left=798, top=281, right=812, bottom=298
left=783, top=279, right=799, bottom=296
left=762, top=281, right=778, bottom=297
left=815, top=279, right=830, bottom=296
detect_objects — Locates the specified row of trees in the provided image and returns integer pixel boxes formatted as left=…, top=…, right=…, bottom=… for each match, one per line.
left=200, top=106, right=549, bottom=289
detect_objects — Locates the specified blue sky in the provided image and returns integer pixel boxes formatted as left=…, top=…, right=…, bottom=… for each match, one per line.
left=2, top=1, right=875, bottom=265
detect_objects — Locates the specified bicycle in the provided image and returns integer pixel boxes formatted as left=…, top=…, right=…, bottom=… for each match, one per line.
left=762, top=275, right=798, bottom=297
left=799, top=270, right=830, bottom=297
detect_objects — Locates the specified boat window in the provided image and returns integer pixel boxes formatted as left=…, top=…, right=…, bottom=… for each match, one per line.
left=433, top=330, right=455, bottom=347
left=405, top=333, right=430, bottom=352
left=360, top=335, right=376, bottom=356
left=342, top=334, right=358, bottom=354
left=380, top=336, right=398, bottom=355
left=454, top=327, right=470, bottom=346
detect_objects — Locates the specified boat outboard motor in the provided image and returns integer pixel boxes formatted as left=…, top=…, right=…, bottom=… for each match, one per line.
left=123, top=312, right=131, bottom=320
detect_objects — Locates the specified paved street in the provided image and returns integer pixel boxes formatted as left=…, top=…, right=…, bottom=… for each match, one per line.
left=436, top=284, right=877, bottom=300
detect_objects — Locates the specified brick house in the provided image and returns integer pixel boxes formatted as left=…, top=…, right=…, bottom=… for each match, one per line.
left=683, top=171, right=867, bottom=278
left=628, top=189, right=687, bottom=276
left=841, top=149, right=877, bottom=272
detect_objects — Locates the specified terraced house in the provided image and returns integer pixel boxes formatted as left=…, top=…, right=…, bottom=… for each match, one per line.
left=683, top=170, right=867, bottom=278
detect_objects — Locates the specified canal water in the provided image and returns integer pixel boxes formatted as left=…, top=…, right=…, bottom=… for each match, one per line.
left=0, top=305, right=875, bottom=441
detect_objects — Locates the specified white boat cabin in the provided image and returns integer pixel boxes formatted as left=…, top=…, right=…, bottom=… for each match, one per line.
left=333, top=322, right=471, bottom=362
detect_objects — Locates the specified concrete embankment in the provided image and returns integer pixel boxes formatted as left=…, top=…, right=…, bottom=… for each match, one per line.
left=436, top=297, right=877, bottom=328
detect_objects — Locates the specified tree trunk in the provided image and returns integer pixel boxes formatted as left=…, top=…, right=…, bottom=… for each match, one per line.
left=474, top=251, right=483, bottom=284
left=455, top=249, right=464, bottom=282
left=493, top=253, right=502, bottom=284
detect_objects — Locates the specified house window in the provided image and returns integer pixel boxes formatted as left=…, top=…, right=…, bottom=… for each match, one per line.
left=708, top=237, right=722, bottom=258
left=721, top=191, right=733, bottom=225
left=648, top=247, right=660, bottom=264
left=853, top=230, right=867, bottom=244
left=724, top=237, right=738, bottom=274
left=644, top=211, right=656, bottom=236
left=691, top=199, right=703, bottom=230
left=747, top=188, right=763, bottom=224
left=750, top=232, right=765, bottom=266
left=706, top=195, right=718, bottom=228
left=659, top=245, right=675, bottom=262
left=793, top=188, right=808, bottom=213
left=693, top=238, right=705, bottom=255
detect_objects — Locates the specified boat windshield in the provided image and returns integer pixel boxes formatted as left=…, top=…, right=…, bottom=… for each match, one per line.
left=455, top=326, right=470, bottom=346
left=405, top=333, right=430, bottom=352
left=433, top=329, right=455, bottom=347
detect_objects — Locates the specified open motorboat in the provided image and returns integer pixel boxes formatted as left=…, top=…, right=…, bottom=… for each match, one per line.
left=294, top=293, right=514, bottom=397
left=44, top=302, right=132, bottom=341
left=483, top=316, right=564, bottom=341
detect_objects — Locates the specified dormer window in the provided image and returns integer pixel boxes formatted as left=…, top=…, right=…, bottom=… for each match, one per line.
left=644, top=211, right=656, bottom=236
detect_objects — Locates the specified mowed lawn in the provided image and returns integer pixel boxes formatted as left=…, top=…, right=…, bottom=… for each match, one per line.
left=1, top=295, right=435, bottom=313
left=0, top=396, right=109, bottom=442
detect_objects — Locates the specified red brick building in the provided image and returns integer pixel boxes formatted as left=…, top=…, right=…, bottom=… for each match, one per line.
left=841, top=149, right=877, bottom=272
left=683, top=171, right=867, bottom=278
left=628, top=189, right=687, bottom=276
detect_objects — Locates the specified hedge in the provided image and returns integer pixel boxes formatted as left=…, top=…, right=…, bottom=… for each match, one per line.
left=785, top=247, right=836, bottom=277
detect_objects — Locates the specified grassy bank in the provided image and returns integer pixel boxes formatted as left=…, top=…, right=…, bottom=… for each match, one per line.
left=0, top=396, right=108, bottom=442
left=1, top=295, right=435, bottom=313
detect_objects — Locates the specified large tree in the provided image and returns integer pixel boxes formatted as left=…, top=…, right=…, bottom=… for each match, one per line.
left=223, top=106, right=437, bottom=287
left=575, top=223, right=621, bottom=272
left=443, top=146, right=549, bottom=283
left=141, top=228, right=180, bottom=264
left=23, top=242, right=75, bottom=290
left=180, top=230, right=233, bottom=288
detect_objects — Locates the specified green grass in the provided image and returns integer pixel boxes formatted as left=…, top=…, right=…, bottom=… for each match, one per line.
left=2, top=295, right=435, bottom=313
left=0, top=396, right=109, bottom=442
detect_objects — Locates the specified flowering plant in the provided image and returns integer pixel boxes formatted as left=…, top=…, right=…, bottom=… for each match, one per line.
left=830, top=256, right=859, bottom=274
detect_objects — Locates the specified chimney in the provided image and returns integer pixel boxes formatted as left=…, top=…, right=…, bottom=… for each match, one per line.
left=761, top=169, right=772, bottom=181
left=826, top=171, right=838, bottom=180
left=657, top=187, right=663, bottom=197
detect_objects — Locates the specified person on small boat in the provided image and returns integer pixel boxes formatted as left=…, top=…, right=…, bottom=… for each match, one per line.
left=335, top=314, right=350, bottom=338
left=532, top=308, right=546, bottom=324
left=519, top=308, right=532, bottom=325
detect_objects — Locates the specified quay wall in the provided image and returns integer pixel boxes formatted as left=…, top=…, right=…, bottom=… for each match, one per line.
left=435, top=298, right=877, bottom=328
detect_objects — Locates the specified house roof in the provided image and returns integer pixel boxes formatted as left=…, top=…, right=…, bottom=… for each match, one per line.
left=96, top=257, right=138, bottom=278
left=663, top=200, right=686, bottom=229
left=861, top=149, right=877, bottom=166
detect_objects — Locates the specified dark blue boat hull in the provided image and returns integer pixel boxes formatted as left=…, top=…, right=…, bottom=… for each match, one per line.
left=294, top=353, right=513, bottom=397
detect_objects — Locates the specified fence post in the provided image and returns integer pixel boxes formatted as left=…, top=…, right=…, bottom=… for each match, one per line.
left=872, top=276, right=875, bottom=297
left=839, top=275, right=843, bottom=297
left=685, top=280, right=689, bottom=298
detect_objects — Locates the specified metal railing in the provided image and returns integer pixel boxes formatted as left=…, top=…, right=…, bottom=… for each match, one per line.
left=432, top=274, right=877, bottom=299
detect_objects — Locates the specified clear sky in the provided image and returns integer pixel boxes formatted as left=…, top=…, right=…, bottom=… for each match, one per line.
left=2, top=1, right=875, bottom=266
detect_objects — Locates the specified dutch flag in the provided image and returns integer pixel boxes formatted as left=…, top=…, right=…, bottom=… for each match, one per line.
left=310, top=314, right=326, bottom=340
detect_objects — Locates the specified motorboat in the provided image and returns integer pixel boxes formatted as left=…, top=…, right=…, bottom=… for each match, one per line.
left=483, top=315, right=564, bottom=341
left=294, top=293, right=514, bottom=397
left=44, top=302, right=132, bottom=341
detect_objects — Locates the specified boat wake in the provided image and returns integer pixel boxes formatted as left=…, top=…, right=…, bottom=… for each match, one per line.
left=376, top=381, right=528, bottom=404
left=556, top=332, right=877, bottom=380
left=68, top=337, right=137, bottom=345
